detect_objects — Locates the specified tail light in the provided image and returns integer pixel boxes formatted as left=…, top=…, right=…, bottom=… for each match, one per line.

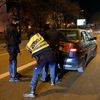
left=70, top=48, right=77, bottom=52
left=63, top=43, right=77, bottom=52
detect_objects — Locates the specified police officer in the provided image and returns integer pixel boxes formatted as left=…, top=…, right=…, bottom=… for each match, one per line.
left=23, top=31, right=56, bottom=98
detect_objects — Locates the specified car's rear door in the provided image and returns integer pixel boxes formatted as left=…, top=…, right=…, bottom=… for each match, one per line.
left=80, top=31, right=94, bottom=62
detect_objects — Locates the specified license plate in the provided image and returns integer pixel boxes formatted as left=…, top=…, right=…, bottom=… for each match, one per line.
left=64, top=65, right=72, bottom=67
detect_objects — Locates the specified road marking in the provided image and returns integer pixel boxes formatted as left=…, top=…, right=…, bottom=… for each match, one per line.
left=0, top=49, right=26, bottom=57
left=0, top=61, right=36, bottom=80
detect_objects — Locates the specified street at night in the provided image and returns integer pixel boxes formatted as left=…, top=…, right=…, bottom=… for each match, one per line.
left=1, top=0, right=100, bottom=100
left=0, top=33, right=100, bottom=100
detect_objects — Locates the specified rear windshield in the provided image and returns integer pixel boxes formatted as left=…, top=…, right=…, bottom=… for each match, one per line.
left=60, top=30, right=79, bottom=40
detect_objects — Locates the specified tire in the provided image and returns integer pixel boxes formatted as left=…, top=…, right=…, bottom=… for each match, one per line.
left=92, top=48, right=97, bottom=58
left=77, top=66, right=84, bottom=72
left=77, top=58, right=86, bottom=73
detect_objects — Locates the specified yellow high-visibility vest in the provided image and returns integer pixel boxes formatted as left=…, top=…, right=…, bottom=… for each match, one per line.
left=26, top=33, right=49, bottom=54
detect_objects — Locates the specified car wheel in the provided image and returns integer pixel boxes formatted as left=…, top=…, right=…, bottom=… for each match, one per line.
left=77, top=58, right=86, bottom=73
left=77, top=66, right=84, bottom=72
left=92, top=48, right=97, bottom=58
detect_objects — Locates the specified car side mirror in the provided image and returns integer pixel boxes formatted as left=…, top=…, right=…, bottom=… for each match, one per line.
left=93, top=37, right=97, bottom=40
left=90, top=37, right=97, bottom=40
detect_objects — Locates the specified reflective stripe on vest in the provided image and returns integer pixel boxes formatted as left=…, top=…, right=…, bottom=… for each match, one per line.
left=26, top=33, right=49, bottom=54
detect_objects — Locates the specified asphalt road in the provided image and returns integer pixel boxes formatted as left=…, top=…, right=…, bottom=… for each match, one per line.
left=0, top=34, right=100, bottom=100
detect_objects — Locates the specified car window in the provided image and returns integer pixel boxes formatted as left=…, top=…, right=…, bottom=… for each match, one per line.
left=81, top=31, right=87, bottom=40
left=85, top=32, right=93, bottom=39
left=81, top=31, right=92, bottom=40
left=60, top=30, right=79, bottom=40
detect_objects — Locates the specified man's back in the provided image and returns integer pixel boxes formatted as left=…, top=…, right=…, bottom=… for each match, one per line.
left=44, top=28, right=65, bottom=49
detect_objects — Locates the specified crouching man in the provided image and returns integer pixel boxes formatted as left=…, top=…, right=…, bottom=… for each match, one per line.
left=23, top=32, right=56, bottom=98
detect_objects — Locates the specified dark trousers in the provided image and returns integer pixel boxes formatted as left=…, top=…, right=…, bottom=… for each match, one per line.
left=30, top=48, right=56, bottom=91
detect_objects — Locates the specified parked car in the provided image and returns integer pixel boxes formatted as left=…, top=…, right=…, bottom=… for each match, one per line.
left=58, top=29, right=97, bottom=72
left=85, top=27, right=93, bottom=33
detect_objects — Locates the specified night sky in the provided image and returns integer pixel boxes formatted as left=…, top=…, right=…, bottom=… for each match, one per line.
left=80, top=0, right=100, bottom=19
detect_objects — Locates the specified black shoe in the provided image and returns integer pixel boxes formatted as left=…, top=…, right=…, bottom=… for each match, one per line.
left=55, top=79, right=62, bottom=84
left=14, top=78, right=20, bottom=82
left=16, top=72, right=23, bottom=78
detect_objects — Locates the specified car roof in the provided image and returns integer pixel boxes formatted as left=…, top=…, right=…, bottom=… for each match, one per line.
left=58, top=28, right=87, bottom=33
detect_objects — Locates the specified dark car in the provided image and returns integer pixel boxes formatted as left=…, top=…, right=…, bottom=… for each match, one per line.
left=58, top=29, right=97, bottom=72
